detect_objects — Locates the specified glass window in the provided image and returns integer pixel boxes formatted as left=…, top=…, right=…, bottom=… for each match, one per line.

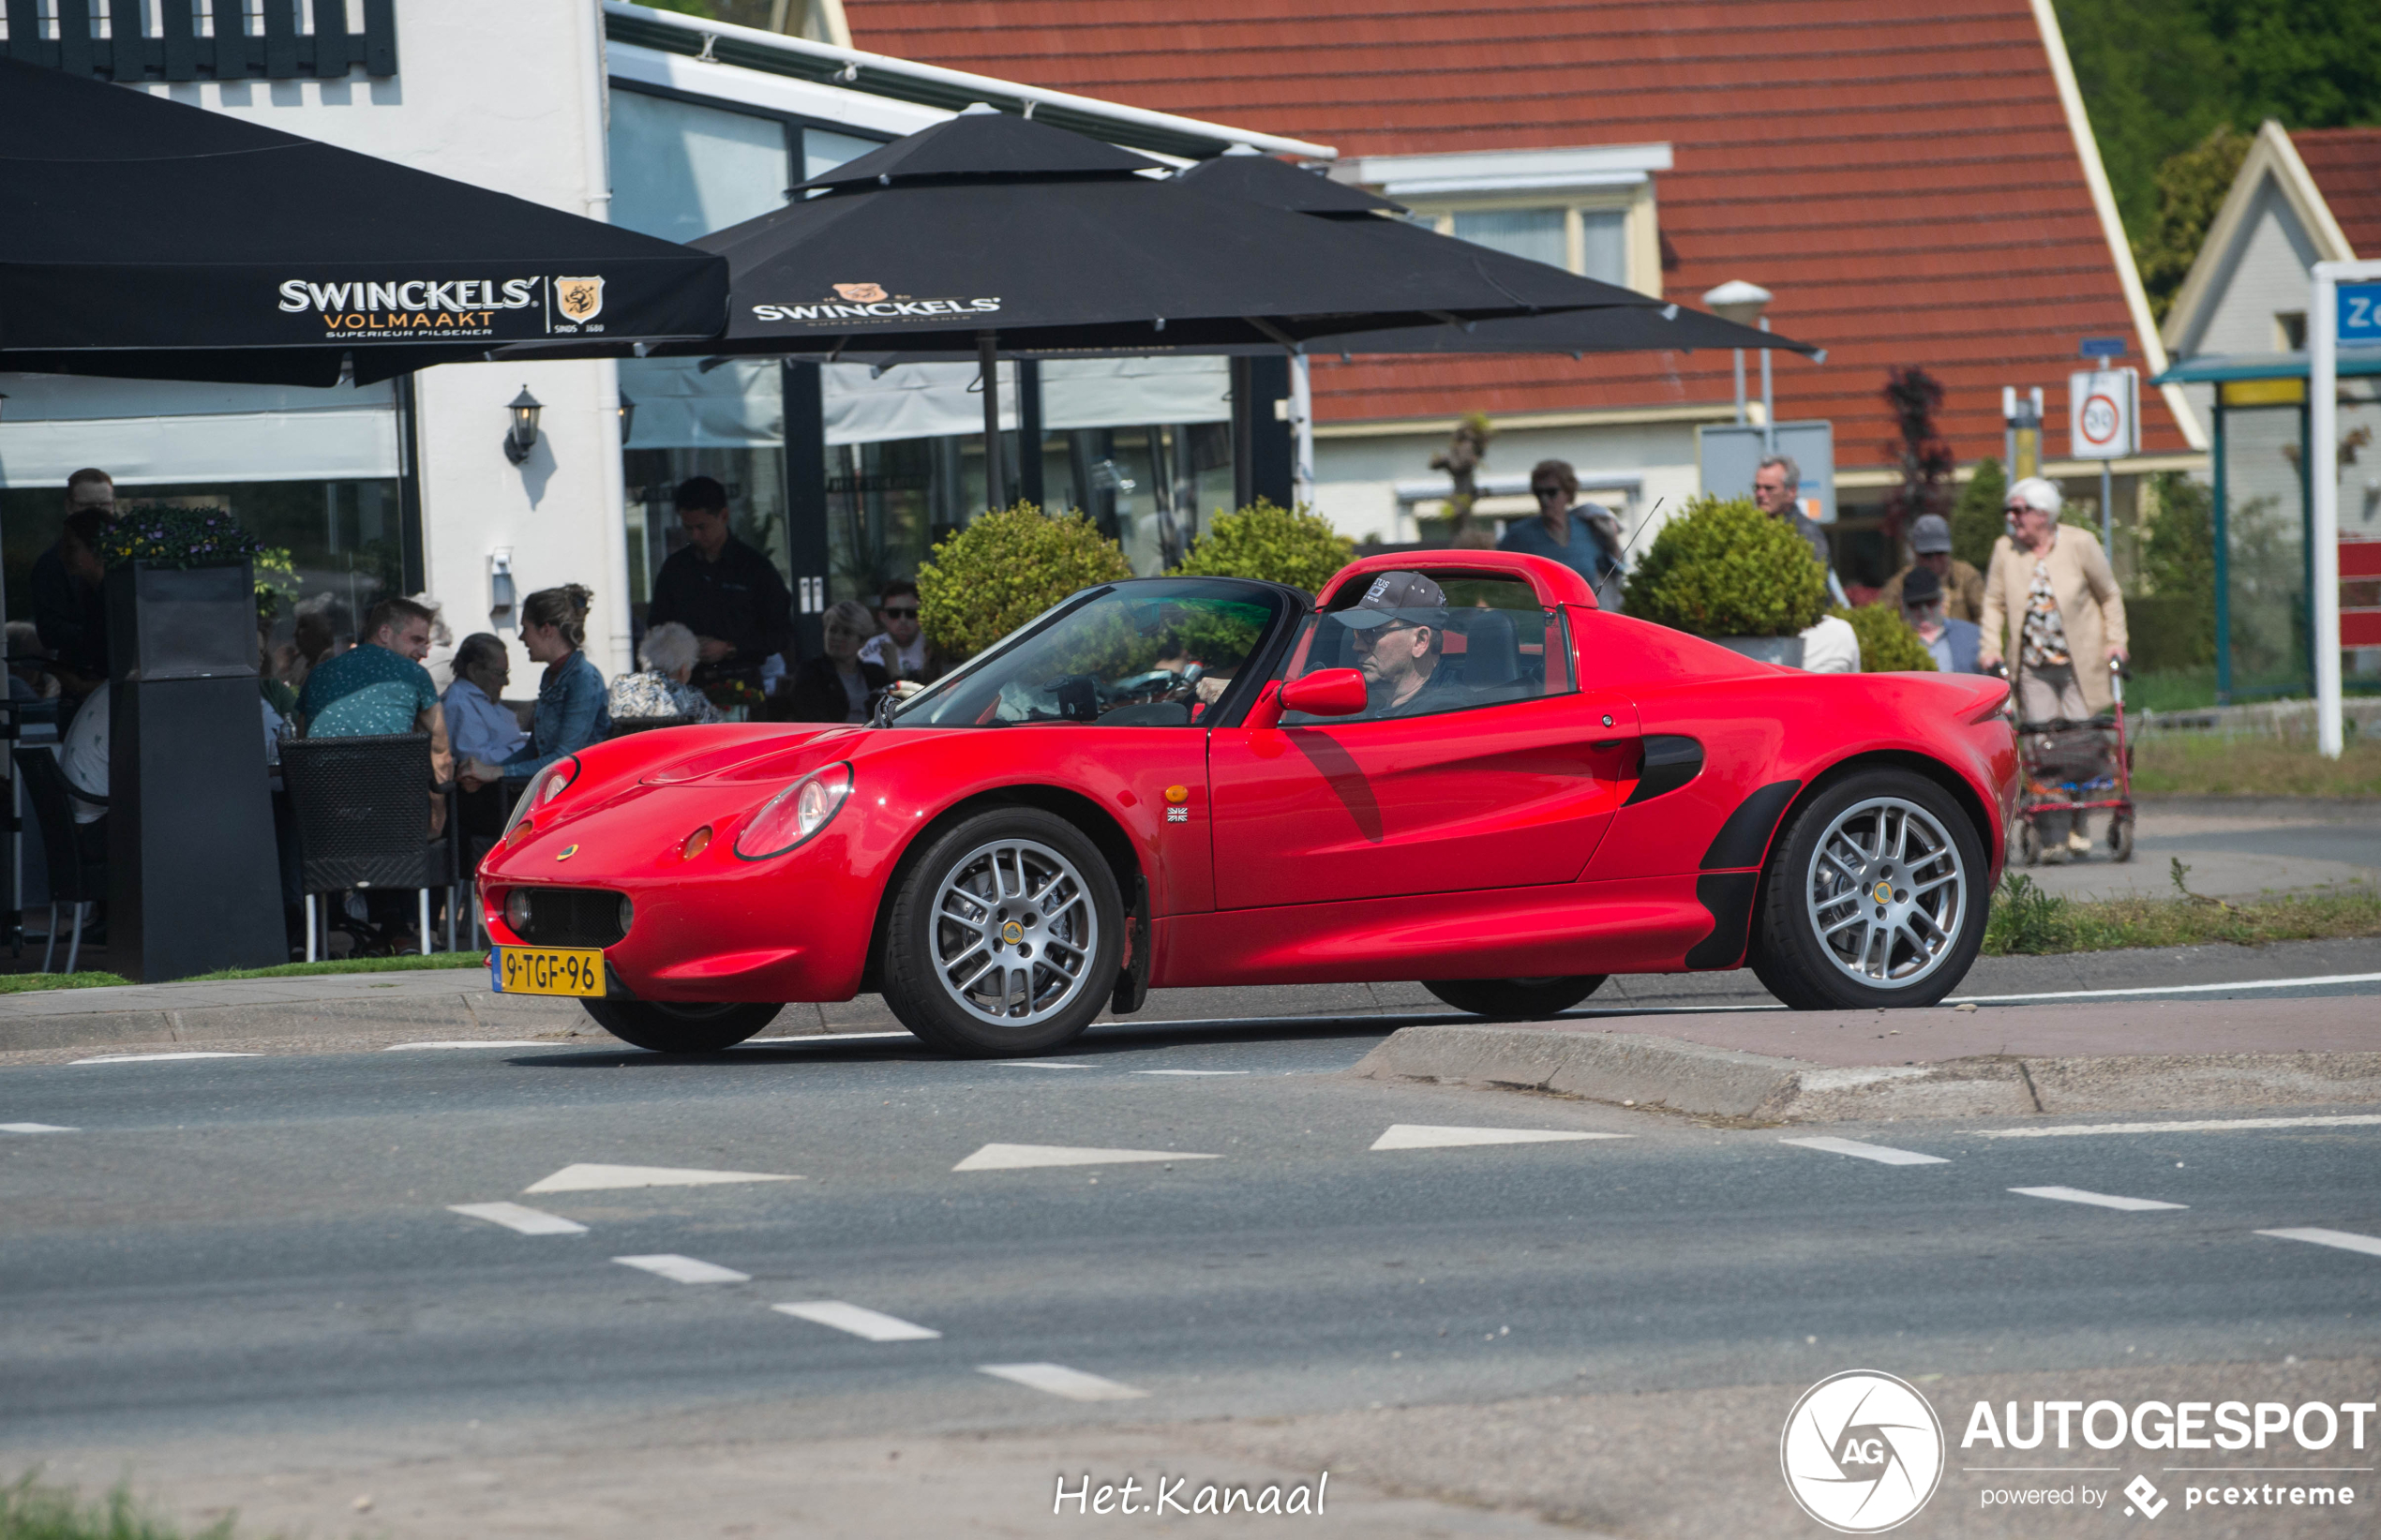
left=891, top=579, right=1287, bottom=728
left=620, top=357, right=790, bottom=620
left=608, top=88, right=791, bottom=243
left=1580, top=207, right=1628, bottom=286
left=1280, top=570, right=1573, bottom=723
left=803, top=127, right=882, bottom=181
left=1450, top=208, right=1565, bottom=270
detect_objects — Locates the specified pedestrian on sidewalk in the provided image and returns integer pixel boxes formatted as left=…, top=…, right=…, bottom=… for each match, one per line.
left=1877, top=513, right=1984, bottom=623
left=1498, top=460, right=1627, bottom=610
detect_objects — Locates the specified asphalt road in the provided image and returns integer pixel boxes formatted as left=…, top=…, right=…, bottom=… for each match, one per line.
left=5, top=999, right=2380, bottom=1536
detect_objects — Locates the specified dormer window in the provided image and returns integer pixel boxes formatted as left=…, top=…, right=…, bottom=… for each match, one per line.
left=1339, top=143, right=1671, bottom=297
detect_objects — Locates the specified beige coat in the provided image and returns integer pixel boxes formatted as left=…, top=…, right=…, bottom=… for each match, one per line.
left=1978, top=528, right=2129, bottom=713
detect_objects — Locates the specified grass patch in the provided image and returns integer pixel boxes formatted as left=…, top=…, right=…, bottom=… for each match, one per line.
left=2131, top=734, right=2381, bottom=798
left=184, top=951, right=486, bottom=982
left=0, top=1473, right=244, bottom=1539
left=1984, top=862, right=2381, bottom=955
left=0, top=970, right=132, bottom=994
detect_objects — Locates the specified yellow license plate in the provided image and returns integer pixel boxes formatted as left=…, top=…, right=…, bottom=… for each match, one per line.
left=492, top=946, right=607, bottom=997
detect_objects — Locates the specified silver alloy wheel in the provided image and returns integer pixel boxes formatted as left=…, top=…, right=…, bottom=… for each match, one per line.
left=930, top=837, right=1101, bottom=1027
left=1804, top=796, right=1968, bottom=989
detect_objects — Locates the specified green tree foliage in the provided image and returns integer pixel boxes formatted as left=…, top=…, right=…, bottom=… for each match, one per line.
left=1832, top=605, right=1939, bottom=673
left=1621, top=497, right=1830, bottom=640
left=1949, top=456, right=2008, bottom=571
left=2130, top=471, right=2219, bottom=670
left=1170, top=499, right=1355, bottom=595
left=2136, top=125, right=2254, bottom=320
left=915, top=502, right=1131, bottom=659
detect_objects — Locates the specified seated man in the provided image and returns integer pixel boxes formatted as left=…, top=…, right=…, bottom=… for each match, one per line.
left=443, top=633, right=529, bottom=765
left=297, top=594, right=454, bottom=834
left=1332, top=571, right=1466, bottom=719
left=1900, top=566, right=1983, bottom=673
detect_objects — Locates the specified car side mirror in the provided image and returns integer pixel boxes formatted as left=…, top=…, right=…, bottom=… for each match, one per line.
left=1280, top=667, right=1369, bottom=717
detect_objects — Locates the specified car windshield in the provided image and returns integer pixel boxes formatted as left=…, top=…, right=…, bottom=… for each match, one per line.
left=885, top=578, right=1289, bottom=728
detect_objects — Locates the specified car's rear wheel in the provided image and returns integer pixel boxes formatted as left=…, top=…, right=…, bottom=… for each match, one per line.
left=880, top=808, right=1123, bottom=1057
left=1749, top=770, right=1986, bottom=1010
left=580, top=998, right=782, bottom=1053
left=1421, top=976, right=1607, bottom=1019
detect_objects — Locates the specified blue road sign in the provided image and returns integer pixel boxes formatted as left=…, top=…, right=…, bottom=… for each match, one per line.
left=2342, top=284, right=2381, bottom=346
left=2078, top=336, right=2127, bottom=361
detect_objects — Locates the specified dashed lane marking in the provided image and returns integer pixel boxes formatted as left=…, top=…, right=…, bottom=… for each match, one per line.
left=525, top=1163, right=801, bottom=1193
left=1971, top=1114, right=2381, bottom=1139
left=1135, top=1069, right=1250, bottom=1077
left=2011, top=1186, right=2188, bottom=1212
left=386, top=1040, right=551, bottom=1052
left=772, top=1301, right=941, bottom=1341
left=69, top=1053, right=258, bottom=1066
left=2255, top=1228, right=2381, bottom=1259
left=1778, top=1136, right=1949, bottom=1166
left=952, top=1143, right=1218, bottom=1172
left=449, top=1202, right=588, bottom=1236
left=1370, top=1124, right=1630, bottom=1151
left=614, top=1254, right=751, bottom=1284
left=1951, top=972, right=2381, bottom=1004
left=979, top=1363, right=1149, bottom=1401
left=989, top=1061, right=1095, bottom=1069
left=0, top=1123, right=75, bottom=1133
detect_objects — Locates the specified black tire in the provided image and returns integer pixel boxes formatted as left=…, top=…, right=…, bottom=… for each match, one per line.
left=2109, top=813, right=2135, bottom=863
left=879, top=807, right=1124, bottom=1057
left=1748, top=769, right=1988, bottom=1010
left=1421, top=976, right=1607, bottom=1019
left=580, top=998, right=782, bottom=1053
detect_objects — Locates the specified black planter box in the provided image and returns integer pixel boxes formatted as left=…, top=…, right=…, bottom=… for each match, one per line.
left=104, top=561, right=286, bottom=981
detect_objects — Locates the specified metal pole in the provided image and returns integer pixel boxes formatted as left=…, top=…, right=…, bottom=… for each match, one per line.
left=978, top=330, right=1006, bottom=513
left=2212, top=395, right=2231, bottom=706
left=1731, top=349, right=1746, bottom=425
left=1759, top=317, right=1775, bottom=454
left=2100, top=460, right=2112, bottom=558
left=1288, top=351, right=1315, bottom=510
left=2309, top=262, right=2371, bottom=758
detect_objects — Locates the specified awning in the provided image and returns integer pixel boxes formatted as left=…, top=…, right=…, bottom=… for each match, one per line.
left=2152, top=347, right=2381, bottom=384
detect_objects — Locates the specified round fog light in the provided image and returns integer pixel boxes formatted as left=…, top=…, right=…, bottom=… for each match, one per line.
left=504, top=890, right=532, bottom=934
left=617, top=894, right=635, bottom=935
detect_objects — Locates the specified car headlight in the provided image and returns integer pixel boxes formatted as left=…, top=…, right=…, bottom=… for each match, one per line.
left=504, top=889, right=533, bottom=933
left=503, top=756, right=580, bottom=838
left=734, top=763, right=853, bottom=860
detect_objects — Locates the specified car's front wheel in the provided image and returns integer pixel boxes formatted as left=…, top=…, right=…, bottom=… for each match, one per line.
left=880, top=808, right=1124, bottom=1057
left=580, top=998, right=783, bottom=1053
left=1749, top=770, right=1986, bottom=1010
left=1421, top=976, right=1607, bottom=1019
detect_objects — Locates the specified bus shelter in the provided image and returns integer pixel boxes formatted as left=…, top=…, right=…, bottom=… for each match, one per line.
left=2153, top=349, right=2381, bottom=703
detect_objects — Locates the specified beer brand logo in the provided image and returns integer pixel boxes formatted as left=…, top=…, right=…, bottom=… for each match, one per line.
left=833, top=282, right=888, bottom=303
left=556, top=277, right=605, bottom=321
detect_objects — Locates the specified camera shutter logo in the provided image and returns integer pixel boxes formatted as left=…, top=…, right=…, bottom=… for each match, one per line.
left=556, top=277, right=605, bottom=322
left=1779, top=1370, right=1944, bottom=1533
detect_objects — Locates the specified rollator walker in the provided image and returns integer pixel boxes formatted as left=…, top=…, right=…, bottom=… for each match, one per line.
left=2002, top=655, right=2135, bottom=866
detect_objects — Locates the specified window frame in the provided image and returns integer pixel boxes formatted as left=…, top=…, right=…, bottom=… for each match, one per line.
left=1397, top=184, right=1659, bottom=297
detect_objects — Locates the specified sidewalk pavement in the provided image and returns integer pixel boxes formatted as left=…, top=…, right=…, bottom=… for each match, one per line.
left=2023, top=796, right=2379, bottom=901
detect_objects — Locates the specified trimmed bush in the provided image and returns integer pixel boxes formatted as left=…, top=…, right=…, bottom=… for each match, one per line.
left=916, top=502, right=1131, bottom=659
left=1948, top=456, right=2006, bottom=570
left=1171, top=499, right=1355, bottom=595
left=1833, top=604, right=1938, bottom=672
left=1620, top=496, right=1830, bottom=639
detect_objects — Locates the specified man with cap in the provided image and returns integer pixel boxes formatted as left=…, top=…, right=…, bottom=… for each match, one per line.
left=1899, top=566, right=1982, bottom=674
left=1333, top=571, right=1464, bottom=718
left=1877, top=513, right=1984, bottom=623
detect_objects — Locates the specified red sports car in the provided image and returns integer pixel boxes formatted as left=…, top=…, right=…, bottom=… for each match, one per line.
left=479, top=551, right=2016, bottom=1055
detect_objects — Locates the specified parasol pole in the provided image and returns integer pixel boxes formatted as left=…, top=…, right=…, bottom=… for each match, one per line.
left=978, top=330, right=1007, bottom=512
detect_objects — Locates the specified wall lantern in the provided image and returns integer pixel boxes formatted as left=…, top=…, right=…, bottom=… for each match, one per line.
left=617, top=391, right=636, bottom=445
left=502, top=385, right=544, bottom=466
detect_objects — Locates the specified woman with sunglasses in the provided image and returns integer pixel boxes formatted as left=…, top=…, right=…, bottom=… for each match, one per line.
left=859, top=578, right=951, bottom=686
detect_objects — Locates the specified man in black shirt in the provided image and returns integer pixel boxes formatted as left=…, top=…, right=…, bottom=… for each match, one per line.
left=1335, top=570, right=1465, bottom=719
left=644, top=476, right=794, bottom=688
left=32, top=470, right=117, bottom=705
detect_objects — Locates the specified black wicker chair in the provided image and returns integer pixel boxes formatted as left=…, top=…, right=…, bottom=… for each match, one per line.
left=12, top=747, right=105, bottom=974
left=279, top=733, right=457, bottom=960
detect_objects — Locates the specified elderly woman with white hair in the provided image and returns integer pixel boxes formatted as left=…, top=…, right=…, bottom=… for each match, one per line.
left=1979, top=475, right=2129, bottom=857
left=608, top=620, right=723, bottom=724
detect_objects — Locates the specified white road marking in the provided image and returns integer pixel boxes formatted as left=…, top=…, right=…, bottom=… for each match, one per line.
left=744, top=1030, right=916, bottom=1045
left=952, top=1143, right=1217, bottom=1172
left=772, top=1301, right=941, bottom=1341
left=2256, top=1227, right=2381, bottom=1259
left=1135, top=1069, right=1250, bottom=1077
left=1971, top=1114, right=2381, bottom=1139
left=1370, top=1124, right=1630, bottom=1151
left=0, top=1122, right=75, bottom=1133
left=70, top=1052, right=258, bottom=1065
left=979, top=1363, right=1149, bottom=1401
left=614, top=1254, right=751, bottom=1284
left=1779, top=1136, right=1949, bottom=1166
left=386, top=1040, right=551, bottom=1052
left=2010, top=1186, right=2188, bottom=1212
left=1950, top=972, right=2381, bottom=1004
left=989, top=1060, right=1095, bottom=1069
left=448, top=1202, right=587, bottom=1236
left=525, top=1162, right=800, bottom=1193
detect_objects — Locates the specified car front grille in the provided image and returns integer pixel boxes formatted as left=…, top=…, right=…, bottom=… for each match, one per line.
left=514, top=887, right=628, bottom=948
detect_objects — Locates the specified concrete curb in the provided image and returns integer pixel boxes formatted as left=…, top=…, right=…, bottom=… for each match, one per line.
left=0, top=989, right=584, bottom=1053
left=1348, top=1024, right=2381, bottom=1120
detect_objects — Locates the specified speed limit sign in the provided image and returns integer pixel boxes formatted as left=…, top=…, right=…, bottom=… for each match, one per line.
left=2068, top=367, right=2138, bottom=460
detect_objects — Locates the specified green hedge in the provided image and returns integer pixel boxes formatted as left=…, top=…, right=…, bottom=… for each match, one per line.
left=1171, top=499, right=1355, bottom=595
left=1834, top=604, right=1938, bottom=672
left=916, top=502, right=1132, bottom=659
left=1621, top=496, right=1830, bottom=638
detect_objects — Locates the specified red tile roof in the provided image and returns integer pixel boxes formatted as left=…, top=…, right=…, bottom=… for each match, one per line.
left=846, top=1, right=2188, bottom=467
left=2293, top=127, right=2381, bottom=260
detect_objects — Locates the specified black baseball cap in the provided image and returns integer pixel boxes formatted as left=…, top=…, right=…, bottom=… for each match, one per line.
left=1900, top=565, right=1945, bottom=606
left=1332, top=570, right=1448, bottom=630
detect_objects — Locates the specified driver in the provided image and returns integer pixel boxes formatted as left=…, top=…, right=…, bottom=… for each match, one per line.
left=1334, top=571, right=1460, bottom=718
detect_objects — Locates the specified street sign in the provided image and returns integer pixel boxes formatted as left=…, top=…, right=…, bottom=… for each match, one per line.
left=2341, top=283, right=2381, bottom=346
left=2068, top=367, right=2138, bottom=460
left=2078, top=336, right=2127, bottom=362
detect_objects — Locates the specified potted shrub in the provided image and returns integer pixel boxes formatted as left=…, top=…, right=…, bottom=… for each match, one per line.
left=1620, top=496, right=1830, bottom=665
left=1170, top=498, right=1355, bottom=595
left=917, top=501, right=1132, bottom=659
left=1834, top=603, right=1938, bottom=673
left=97, top=505, right=287, bottom=980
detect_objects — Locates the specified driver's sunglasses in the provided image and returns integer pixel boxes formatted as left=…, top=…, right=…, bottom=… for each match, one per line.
left=879, top=606, right=919, bottom=619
